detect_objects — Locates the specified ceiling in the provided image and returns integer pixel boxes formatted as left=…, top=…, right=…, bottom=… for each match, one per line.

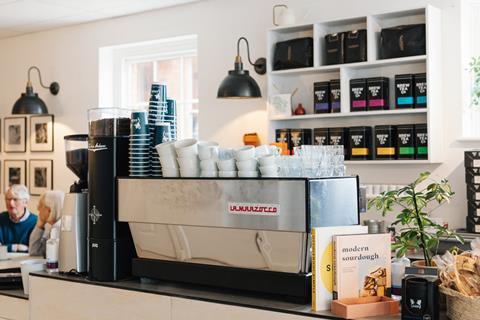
left=0, top=0, right=200, bottom=39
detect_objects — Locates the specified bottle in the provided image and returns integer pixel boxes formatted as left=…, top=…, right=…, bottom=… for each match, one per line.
left=391, top=254, right=411, bottom=300
left=46, top=228, right=59, bottom=273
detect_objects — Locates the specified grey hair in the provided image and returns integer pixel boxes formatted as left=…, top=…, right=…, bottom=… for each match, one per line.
left=8, top=184, right=30, bottom=202
left=41, top=190, right=65, bottom=222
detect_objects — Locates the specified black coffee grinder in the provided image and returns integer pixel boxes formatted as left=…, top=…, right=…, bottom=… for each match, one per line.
left=87, top=108, right=135, bottom=281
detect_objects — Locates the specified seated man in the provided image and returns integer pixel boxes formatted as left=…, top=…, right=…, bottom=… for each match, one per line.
left=0, top=184, right=37, bottom=252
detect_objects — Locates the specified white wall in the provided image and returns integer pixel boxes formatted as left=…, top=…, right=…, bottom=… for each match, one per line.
left=0, top=0, right=471, bottom=229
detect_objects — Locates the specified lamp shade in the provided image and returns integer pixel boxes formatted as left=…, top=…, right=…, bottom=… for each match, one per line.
left=12, top=85, right=48, bottom=114
left=217, top=68, right=261, bottom=98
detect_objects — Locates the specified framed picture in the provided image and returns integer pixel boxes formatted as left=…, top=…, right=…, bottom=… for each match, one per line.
left=4, top=160, right=26, bottom=192
left=4, top=117, right=26, bottom=153
left=30, top=115, right=54, bottom=152
left=268, top=94, right=292, bottom=118
left=29, top=160, right=53, bottom=196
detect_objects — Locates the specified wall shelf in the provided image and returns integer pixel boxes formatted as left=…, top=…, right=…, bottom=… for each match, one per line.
left=267, top=5, right=443, bottom=164
left=270, top=108, right=427, bottom=121
left=346, top=160, right=438, bottom=165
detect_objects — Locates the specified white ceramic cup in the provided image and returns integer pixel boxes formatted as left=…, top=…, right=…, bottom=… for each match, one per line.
left=200, top=171, right=218, bottom=178
left=238, top=171, right=259, bottom=178
left=180, top=168, right=200, bottom=178
left=20, top=259, right=46, bottom=295
left=235, top=145, right=256, bottom=161
left=200, top=159, right=217, bottom=171
left=0, top=245, right=7, bottom=260
left=260, top=165, right=279, bottom=176
left=236, top=159, right=258, bottom=171
left=198, top=141, right=219, bottom=160
left=219, top=170, right=237, bottom=178
left=177, top=157, right=200, bottom=169
left=175, top=139, right=198, bottom=158
left=162, top=168, right=180, bottom=177
left=217, top=158, right=236, bottom=171
left=155, top=141, right=176, bottom=157
left=258, top=154, right=277, bottom=167
left=159, top=155, right=178, bottom=169
left=255, top=145, right=281, bottom=158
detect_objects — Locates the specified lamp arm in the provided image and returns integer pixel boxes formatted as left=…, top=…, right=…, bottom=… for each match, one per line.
left=27, top=66, right=60, bottom=95
left=27, top=66, right=50, bottom=89
left=237, top=37, right=262, bottom=67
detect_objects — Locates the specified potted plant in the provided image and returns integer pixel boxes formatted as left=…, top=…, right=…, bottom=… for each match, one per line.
left=368, top=172, right=463, bottom=267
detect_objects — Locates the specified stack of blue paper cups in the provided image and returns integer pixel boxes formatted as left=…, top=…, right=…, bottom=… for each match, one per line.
left=148, top=83, right=168, bottom=176
left=129, top=110, right=150, bottom=177
left=165, top=99, right=177, bottom=141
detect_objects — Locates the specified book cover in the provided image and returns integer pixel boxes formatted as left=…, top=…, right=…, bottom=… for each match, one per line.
left=311, top=226, right=368, bottom=311
left=333, top=233, right=391, bottom=300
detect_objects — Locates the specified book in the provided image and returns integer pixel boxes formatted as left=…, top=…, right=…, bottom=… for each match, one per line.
left=311, top=226, right=368, bottom=311
left=333, top=233, right=391, bottom=300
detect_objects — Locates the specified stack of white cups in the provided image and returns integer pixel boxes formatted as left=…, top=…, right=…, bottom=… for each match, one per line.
left=217, top=148, right=237, bottom=177
left=199, top=141, right=219, bottom=177
left=256, top=145, right=281, bottom=177
left=236, top=146, right=259, bottom=178
left=155, top=141, right=179, bottom=177
left=175, top=139, right=200, bottom=177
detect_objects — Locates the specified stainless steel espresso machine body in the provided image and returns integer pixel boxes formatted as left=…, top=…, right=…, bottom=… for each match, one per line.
left=118, top=176, right=359, bottom=302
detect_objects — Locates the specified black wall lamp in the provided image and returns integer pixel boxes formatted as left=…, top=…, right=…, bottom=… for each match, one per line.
left=217, top=37, right=266, bottom=99
left=12, top=66, right=60, bottom=114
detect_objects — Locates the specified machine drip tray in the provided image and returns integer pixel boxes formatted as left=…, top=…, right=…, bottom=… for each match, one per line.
left=132, top=258, right=311, bottom=304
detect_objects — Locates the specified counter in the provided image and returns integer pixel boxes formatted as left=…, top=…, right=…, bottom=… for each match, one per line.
left=24, top=272, right=399, bottom=320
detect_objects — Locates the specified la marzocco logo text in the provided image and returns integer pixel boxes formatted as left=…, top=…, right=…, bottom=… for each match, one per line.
left=228, top=202, right=280, bottom=216
left=88, top=143, right=108, bottom=152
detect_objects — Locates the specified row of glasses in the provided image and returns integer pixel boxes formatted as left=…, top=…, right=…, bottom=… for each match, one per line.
left=278, top=145, right=346, bottom=178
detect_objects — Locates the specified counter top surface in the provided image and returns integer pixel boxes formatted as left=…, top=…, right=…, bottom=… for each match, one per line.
left=30, top=272, right=399, bottom=319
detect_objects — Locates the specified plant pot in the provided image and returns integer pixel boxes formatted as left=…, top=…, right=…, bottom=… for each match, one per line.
left=411, top=260, right=438, bottom=268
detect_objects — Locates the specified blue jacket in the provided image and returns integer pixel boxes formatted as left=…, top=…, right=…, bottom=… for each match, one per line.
left=0, top=210, right=37, bottom=252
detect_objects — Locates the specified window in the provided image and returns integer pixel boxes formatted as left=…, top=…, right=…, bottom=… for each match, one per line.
left=99, top=35, right=198, bottom=139
left=461, top=0, right=480, bottom=138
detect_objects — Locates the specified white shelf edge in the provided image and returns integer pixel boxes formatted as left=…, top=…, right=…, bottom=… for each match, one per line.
left=268, top=55, right=426, bottom=76
left=269, top=109, right=427, bottom=121
left=346, top=160, right=439, bottom=165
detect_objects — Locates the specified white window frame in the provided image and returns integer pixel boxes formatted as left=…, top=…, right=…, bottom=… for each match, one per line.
left=99, top=35, right=198, bottom=139
left=460, top=0, right=480, bottom=140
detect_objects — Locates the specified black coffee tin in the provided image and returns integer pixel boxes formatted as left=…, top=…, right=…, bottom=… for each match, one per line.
left=329, top=127, right=349, bottom=160
left=395, top=74, right=414, bottom=109
left=414, top=123, right=428, bottom=159
left=330, top=79, right=341, bottom=113
left=414, top=73, right=427, bottom=108
left=314, top=81, right=331, bottom=113
left=289, top=129, right=312, bottom=154
left=344, top=29, right=367, bottom=63
left=374, top=125, right=397, bottom=160
left=313, top=128, right=329, bottom=145
left=349, top=126, right=373, bottom=160
left=367, top=77, right=390, bottom=111
left=325, top=32, right=344, bottom=65
left=350, top=78, right=367, bottom=112
left=397, top=124, right=415, bottom=159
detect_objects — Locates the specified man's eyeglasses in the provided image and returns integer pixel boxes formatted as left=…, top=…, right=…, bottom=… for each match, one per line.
left=5, top=197, right=24, bottom=202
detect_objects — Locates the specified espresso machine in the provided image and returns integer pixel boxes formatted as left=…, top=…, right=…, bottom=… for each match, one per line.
left=118, top=177, right=359, bottom=302
left=87, top=108, right=135, bottom=281
left=59, top=134, right=88, bottom=273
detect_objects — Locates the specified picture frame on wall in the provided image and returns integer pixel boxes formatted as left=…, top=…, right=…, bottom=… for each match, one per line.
left=4, top=160, right=26, bottom=192
left=4, top=117, right=26, bottom=153
left=29, top=160, right=53, bottom=196
left=30, top=115, right=54, bottom=152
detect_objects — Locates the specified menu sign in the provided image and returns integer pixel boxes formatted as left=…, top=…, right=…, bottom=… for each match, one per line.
left=227, top=202, right=280, bottom=216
